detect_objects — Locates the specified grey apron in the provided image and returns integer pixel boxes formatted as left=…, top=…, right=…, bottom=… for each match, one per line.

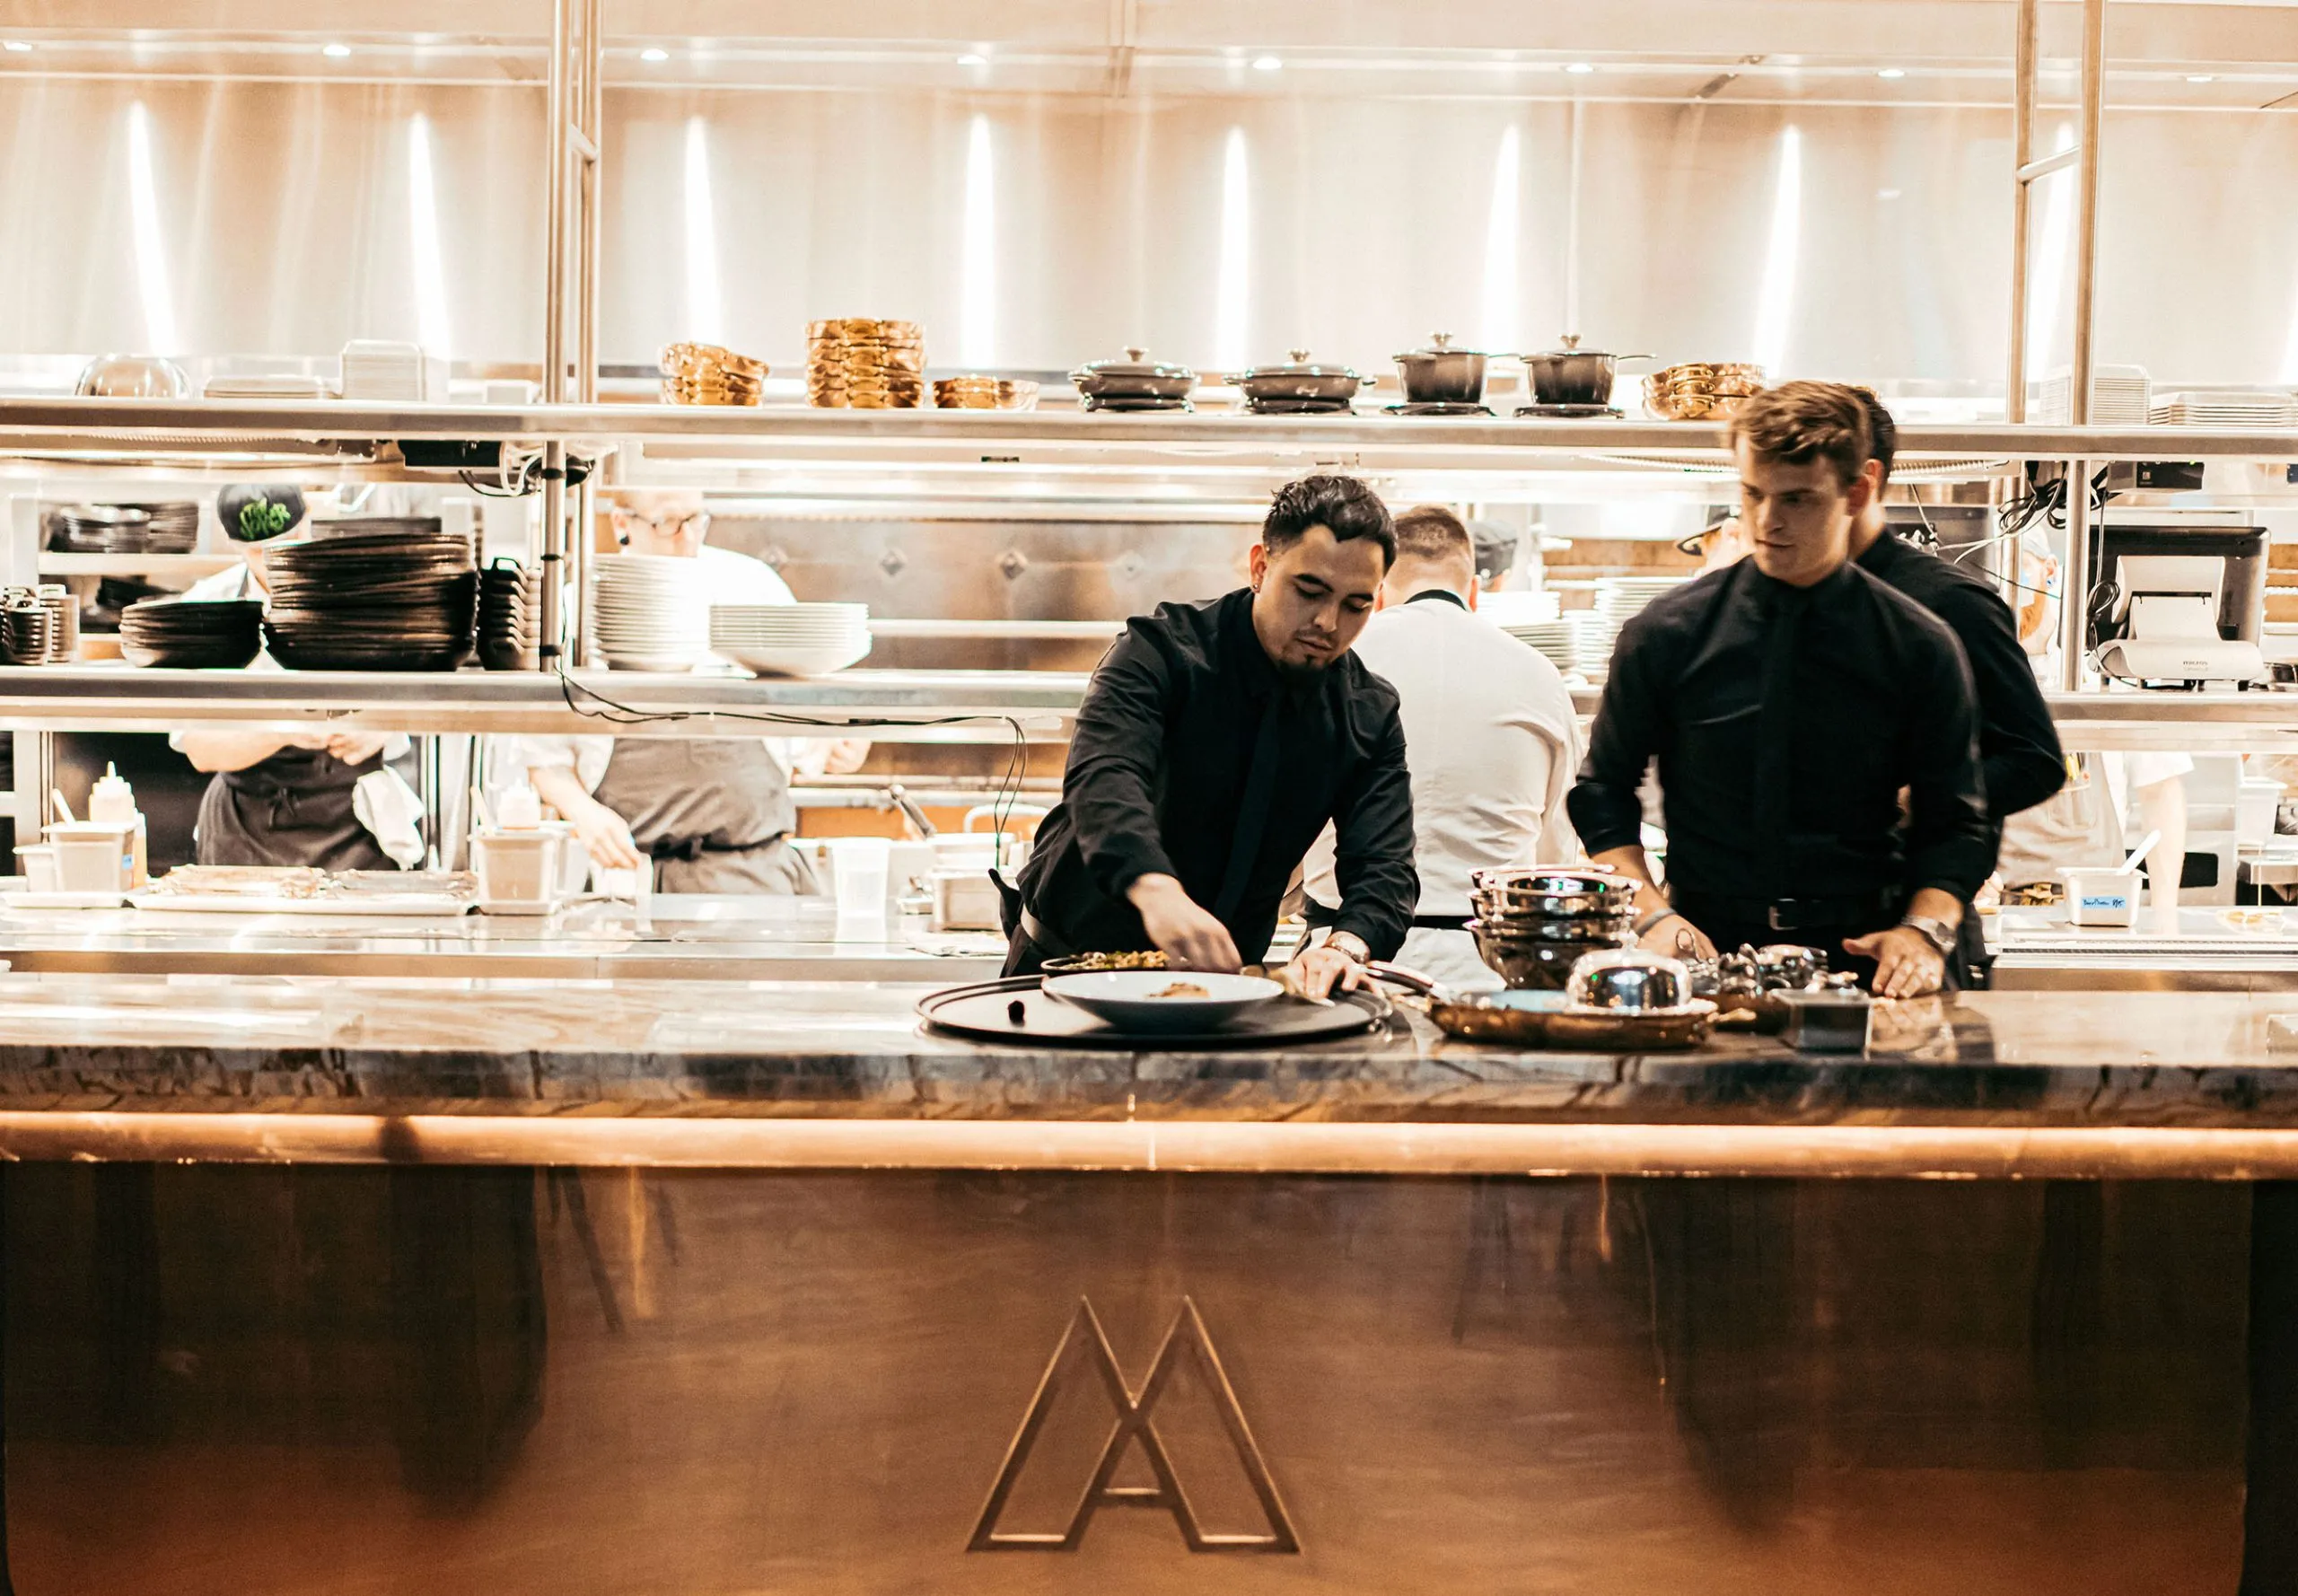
left=589, top=737, right=817, bottom=895
left=195, top=746, right=391, bottom=870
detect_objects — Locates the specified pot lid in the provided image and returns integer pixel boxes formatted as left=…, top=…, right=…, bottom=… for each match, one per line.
left=1531, top=332, right=1654, bottom=362
left=1073, top=346, right=1196, bottom=381
left=1393, top=330, right=1487, bottom=360
left=1239, top=348, right=1360, bottom=381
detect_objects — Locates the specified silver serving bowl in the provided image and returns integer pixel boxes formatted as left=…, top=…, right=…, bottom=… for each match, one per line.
left=1565, top=947, right=1692, bottom=1012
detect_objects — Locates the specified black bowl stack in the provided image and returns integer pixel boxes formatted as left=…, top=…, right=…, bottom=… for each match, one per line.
left=113, top=501, right=199, bottom=552
left=1465, top=867, right=1639, bottom=989
left=260, top=527, right=477, bottom=671
left=118, top=598, right=264, bottom=669
left=0, top=592, right=54, bottom=666
left=477, top=558, right=540, bottom=671
left=47, top=504, right=151, bottom=554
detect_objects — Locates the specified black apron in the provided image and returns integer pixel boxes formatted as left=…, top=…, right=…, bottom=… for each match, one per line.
left=589, top=737, right=817, bottom=895
left=195, top=746, right=391, bottom=870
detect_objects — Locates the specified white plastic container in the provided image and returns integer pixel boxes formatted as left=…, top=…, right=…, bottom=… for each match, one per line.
left=472, top=831, right=563, bottom=912
left=827, top=837, right=892, bottom=934
left=2240, top=779, right=2286, bottom=846
left=929, top=867, right=1005, bottom=933
left=47, top=822, right=135, bottom=893
left=2061, top=867, right=2138, bottom=928
left=13, top=846, right=57, bottom=893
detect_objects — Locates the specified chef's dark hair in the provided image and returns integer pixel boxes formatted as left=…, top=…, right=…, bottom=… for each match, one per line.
left=1393, top=505, right=1474, bottom=566
left=1726, top=381, right=1873, bottom=489
left=1852, top=387, right=1898, bottom=486
left=1262, top=474, right=1395, bottom=565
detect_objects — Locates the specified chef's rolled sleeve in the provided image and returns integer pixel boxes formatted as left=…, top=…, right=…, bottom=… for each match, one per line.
left=1327, top=705, right=1417, bottom=960
left=1061, top=627, right=1181, bottom=902
left=1903, top=637, right=1997, bottom=900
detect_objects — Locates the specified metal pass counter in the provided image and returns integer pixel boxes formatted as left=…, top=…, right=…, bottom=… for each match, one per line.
left=0, top=974, right=2294, bottom=1593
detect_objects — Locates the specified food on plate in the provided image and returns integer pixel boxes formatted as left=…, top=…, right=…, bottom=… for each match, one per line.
left=1152, top=981, right=1211, bottom=1000
left=1043, top=950, right=1168, bottom=972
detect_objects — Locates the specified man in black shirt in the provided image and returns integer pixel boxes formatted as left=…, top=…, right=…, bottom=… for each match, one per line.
left=1849, top=390, right=2066, bottom=982
left=1567, top=381, right=1995, bottom=996
left=1004, top=475, right=1418, bottom=999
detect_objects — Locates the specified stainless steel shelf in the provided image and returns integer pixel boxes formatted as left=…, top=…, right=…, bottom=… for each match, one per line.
left=0, top=665, right=1088, bottom=741
left=0, top=398, right=2293, bottom=466
left=37, top=553, right=237, bottom=578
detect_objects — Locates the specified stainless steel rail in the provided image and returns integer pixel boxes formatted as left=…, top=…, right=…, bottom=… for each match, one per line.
left=1, top=401, right=2296, bottom=461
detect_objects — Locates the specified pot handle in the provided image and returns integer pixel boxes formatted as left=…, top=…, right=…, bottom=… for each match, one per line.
left=1613, top=354, right=1660, bottom=366
left=1365, top=960, right=1443, bottom=997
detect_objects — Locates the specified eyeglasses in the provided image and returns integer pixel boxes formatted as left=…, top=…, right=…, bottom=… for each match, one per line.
left=617, top=511, right=707, bottom=539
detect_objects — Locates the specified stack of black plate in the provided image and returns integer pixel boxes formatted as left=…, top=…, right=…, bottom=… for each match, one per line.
left=46, top=504, right=153, bottom=553
left=308, top=515, right=443, bottom=542
left=477, top=558, right=539, bottom=671
left=0, top=595, right=53, bottom=666
left=260, top=530, right=477, bottom=671
left=111, top=501, right=200, bottom=551
left=118, top=599, right=264, bottom=669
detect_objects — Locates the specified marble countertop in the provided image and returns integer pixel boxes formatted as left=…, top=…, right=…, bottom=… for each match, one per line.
left=0, top=973, right=2293, bottom=1132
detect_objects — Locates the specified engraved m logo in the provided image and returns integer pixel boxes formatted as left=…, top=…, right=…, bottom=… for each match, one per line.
left=969, top=1296, right=1300, bottom=1554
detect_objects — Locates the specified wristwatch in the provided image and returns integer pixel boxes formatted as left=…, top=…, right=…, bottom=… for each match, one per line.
left=1899, top=914, right=1958, bottom=958
left=1325, top=931, right=1372, bottom=964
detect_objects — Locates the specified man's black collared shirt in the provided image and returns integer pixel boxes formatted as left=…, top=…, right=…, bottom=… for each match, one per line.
left=1566, top=558, right=1995, bottom=905
left=1017, top=587, right=1417, bottom=963
left=1857, top=530, right=2066, bottom=826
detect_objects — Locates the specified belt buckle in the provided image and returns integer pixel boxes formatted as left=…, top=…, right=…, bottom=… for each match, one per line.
left=1767, top=900, right=1800, bottom=932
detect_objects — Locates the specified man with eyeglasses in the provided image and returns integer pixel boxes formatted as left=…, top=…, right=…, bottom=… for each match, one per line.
left=497, top=490, right=866, bottom=893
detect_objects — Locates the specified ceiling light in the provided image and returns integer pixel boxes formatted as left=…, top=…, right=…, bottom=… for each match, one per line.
left=958, top=52, right=987, bottom=66
left=1, top=40, right=30, bottom=53
left=1877, top=67, right=1905, bottom=79
left=2188, top=74, right=2215, bottom=83
left=640, top=47, right=669, bottom=63
left=321, top=42, right=351, bottom=58
left=1565, top=62, right=1594, bottom=75
left=1251, top=55, right=1283, bottom=72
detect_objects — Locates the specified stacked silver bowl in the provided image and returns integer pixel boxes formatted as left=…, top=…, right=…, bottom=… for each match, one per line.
left=1465, top=867, right=1639, bottom=989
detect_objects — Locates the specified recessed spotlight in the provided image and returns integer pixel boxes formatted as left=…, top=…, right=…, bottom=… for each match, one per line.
left=958, top=52, right=987, bottom=66
left=2188, top=73, right=2215, bottom=83
left=640, top=47, right=669, bottom=63
left=1565, top=62, right=1595, bottom=75
left=1877, top=67, right=1906, bottom=79
left=321, top=42, right=351, bottom=58
left=1251, top=54, right=1283, bottom=72
left=1, top=40, right=30, bottom=53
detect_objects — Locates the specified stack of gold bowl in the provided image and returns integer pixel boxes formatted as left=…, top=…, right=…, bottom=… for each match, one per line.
left=659, top=342, right=766, bottom=406
left=930, top=374, right=1041, bottom=410
left=1645, top=362, right=1766, bottom=421
left=806, top=319, right=925, bottom=408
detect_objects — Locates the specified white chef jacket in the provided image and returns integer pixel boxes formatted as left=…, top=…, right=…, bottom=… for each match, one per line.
left=490, top=544, right=829, bottom=792
left=1303, top=589, right=1582, bottom=990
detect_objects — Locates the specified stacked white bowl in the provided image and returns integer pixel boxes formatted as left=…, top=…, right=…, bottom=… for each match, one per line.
left=592, top=555, right=711, bottom=671
left=708, top=602, right=872, bottom=677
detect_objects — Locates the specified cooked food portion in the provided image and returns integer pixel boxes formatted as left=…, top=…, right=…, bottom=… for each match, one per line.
left=1151, top=981, right=1211, bottom=1000
left=1045, top=951, right=1168, bottom=972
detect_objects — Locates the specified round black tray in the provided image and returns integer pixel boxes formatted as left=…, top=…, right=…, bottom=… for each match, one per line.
left=917, top=975, right=1392, bottom=1048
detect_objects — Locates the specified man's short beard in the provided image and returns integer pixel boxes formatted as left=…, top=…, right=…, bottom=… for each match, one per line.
left=1271, top=653, right=1336, bottom=686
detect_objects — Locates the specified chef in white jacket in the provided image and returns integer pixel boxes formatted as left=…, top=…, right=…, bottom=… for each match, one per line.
left=496, top=490, right=867, bottom=893
left=1303, top=504, right=1581, bottom=990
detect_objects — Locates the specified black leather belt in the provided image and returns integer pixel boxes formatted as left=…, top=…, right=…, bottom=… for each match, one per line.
left=649, top=834, right=780, bottom=862
left=1673, top=888, right=1902, bottom=934
left=1302, top=899, right=1470, bottom=934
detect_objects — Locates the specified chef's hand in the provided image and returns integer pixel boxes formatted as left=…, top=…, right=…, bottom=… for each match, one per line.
left=323, top=730, right=392, bottom=767
left=1127, top=873, right=1241, bottom=973
left=1842, top=925, right=1946, bottom=998
left=1285, top=939, right=1368, bottom=1003
left=1639, top=911, right=1717, bottom=962
left=564, top=794, right=644, bottom=871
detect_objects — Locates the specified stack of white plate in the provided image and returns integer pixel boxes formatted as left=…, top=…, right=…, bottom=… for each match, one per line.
left=2032, top=364, right=2151, bottom=426
left=1580, top=574, right=1685, bottom=676
left=1499, top=618, right=1579, bottom=676
left=1569, top=612, right=1611, bottom=684
left=2150, top=391, right=2298, bottom=427
left=708, top=602, right=872, bottom=677
left=339, top=339, right=445, bottom=402
left=592, top=555, right=710, bottom=671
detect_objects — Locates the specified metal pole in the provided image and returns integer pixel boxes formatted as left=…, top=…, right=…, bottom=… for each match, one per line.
left=2060, top=460, right=2092, bottom=690
left=2004, top=0, right=2037, bottom=425
left=543, top=0, right=571, bottom=408
left=539, top=440, right=566, bottom=668
left=570, top=0, right=602, bottom=670
left=2070, top=0, right=2106, bottom=429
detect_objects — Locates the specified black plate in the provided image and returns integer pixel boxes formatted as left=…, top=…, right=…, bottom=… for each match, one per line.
left=918, top=975, right=1391, bottom=1048
left=1386, top=402, right=1494, bottom=417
